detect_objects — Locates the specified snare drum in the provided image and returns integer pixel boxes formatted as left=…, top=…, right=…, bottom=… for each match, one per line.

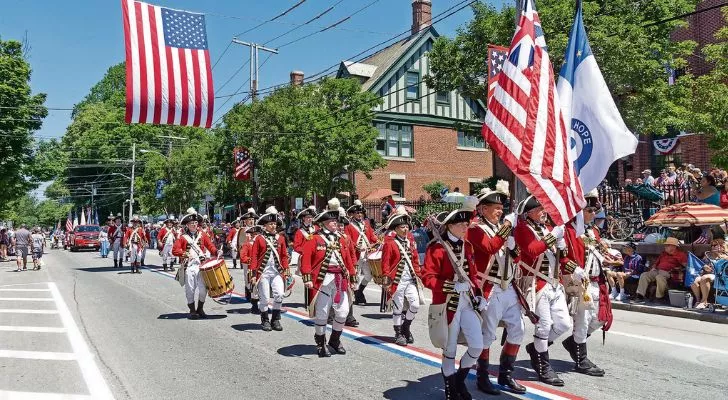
left=367, top=250, right=384, bottom=285
left=200, top=259, right=235, bottom=298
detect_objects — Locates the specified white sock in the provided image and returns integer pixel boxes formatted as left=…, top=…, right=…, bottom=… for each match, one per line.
left=620, top=288, right=626, bottom=294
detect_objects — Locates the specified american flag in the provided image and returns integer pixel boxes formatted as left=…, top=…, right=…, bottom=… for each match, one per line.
left=482, top=0, right=585, bottom=225
left=234, top=147, right=253, bottom=181
left=122, top=0, right=214, bottom=128
left=487, top=45, right=508, bottom=104
left=66, top=211, right=73, bottom=232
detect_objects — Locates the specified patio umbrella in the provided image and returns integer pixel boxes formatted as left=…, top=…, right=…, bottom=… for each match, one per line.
left=361, top=188, right=398, bottom=201
left=644, top=202, right=728, bottom=227
left=441, top=192, right=466, bottom=203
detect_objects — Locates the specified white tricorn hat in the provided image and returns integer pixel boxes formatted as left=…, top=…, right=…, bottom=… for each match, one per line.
left=256, top=206, right=282, bottom=226
left=477, top=180, right=510, bottom=205
left=180, top=208, right=203, bottom=225
left=385, top=205, right=412, bottom=230
left=438, top=196, right=478, bottom=225
left=315, top=198, right=341, bottom=223
left=296, top=205, right=317, bottom=219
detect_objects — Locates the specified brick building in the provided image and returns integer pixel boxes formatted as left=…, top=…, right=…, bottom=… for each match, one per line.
left=337, top=0, right=492, bottom=201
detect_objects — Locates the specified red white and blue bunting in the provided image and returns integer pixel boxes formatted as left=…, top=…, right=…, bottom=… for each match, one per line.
left=653, top=137, right=679, bottom=154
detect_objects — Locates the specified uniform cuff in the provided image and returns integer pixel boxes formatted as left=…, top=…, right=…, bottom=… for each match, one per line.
left=442, top=280, right=456, bottom=294
left=563, top=260, right=579, bottom=274
left=302, top=274, right=312, bottom=283
left=496, top=224, right=512, bottom=239
left=349, top=275, right=358, bottom=284
left=509, top=248, right=519, bottom=258
left=543, top=233, right=557, bottom=248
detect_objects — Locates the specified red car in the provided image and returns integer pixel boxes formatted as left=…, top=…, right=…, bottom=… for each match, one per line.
left=68, top=225, right=101, bottom=252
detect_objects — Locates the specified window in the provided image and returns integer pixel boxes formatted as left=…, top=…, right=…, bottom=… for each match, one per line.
left=406, top=71, right=419, bottom=100
left=469, top=182, right=479, bottom=196
left=391, top=179, right=405, bottom=198
left=376, top=123, right=414, bottom=158
left=436, top=91, right=450, bottom=104
left=457, top=130, right=485, bottom=149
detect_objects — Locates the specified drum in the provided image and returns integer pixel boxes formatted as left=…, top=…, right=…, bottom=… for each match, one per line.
left=200, top=259, right=235, bottom=298
left=367, top=250, right=384, bottom=285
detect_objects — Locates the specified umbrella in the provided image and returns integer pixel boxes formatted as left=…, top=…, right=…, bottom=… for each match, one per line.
left=441, top=192, right=466, bottom=203
left=644, top=202, right=728, bottom=227
left=625, top=184, right=665, bottom=202
left=361, top=188, right=398, bottom=201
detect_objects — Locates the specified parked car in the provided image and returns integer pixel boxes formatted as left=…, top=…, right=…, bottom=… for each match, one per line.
left=68, top=225, right=101, bottom=252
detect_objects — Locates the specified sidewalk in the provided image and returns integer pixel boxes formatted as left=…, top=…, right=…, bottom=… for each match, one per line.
left=612, top=300, right=728, bottom=324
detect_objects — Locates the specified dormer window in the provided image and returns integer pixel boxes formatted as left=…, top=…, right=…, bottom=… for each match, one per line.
left=406, top=71, right=420, bottom=100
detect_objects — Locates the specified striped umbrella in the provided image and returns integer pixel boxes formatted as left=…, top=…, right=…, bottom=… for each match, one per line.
left=645, top=202, right=728, bottom=227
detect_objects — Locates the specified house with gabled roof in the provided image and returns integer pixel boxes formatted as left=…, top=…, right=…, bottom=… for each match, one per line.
left=335, top=0, right=493, bottom=201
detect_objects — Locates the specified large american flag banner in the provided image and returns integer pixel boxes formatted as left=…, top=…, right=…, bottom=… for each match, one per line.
left=122, top=0, right=214, bottom=128
left=487, top=45, right=508, bottom=105
left=233, top=147, right=253, bottom=181
left=482, top=0, right=585, bottom=225
left=66, top=211, right=73, bottom=232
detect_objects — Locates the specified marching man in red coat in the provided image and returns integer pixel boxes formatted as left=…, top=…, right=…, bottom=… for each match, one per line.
left=157, top=215, right=178, bottom=272
left=560, top=189, right=612, bottom=377
left=423, top=197, right=486, bottom=400
left=345, top=199, right=379, bottom=305
left=249, top=206, right=290, bottom=332
left=292, top=205, right=318, bottom=309
left=466, top=181, right=527, bottom=395
left=300, top=198, right=357, bottom=357
left=513, top=195, right=571, bottom=387
left=171, top=208, right=221, bottom=319
left=381, top=206, right=422, bottom=347
left=123, top=215, right=147, bottom=274
left=108, top=214, right=125, bottom=268
left=336, top=206, right=361, bottom=327
left=238, top=208, right=259, bottom=312
left=226, top=218, right=241, bottom=269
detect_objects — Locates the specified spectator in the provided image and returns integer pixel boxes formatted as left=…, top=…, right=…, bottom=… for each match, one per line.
left=606, top=242, right=644, bottom=301
left=695, top=174, right=721, bottom=206
left=411, top=221, right=429, bottom=264
left=381, top=195, right=394, bottom=220
left=99, top=227, right=109, bottom=258
left=634, top=237, right=688, bottom=303
left=12, top=224, right=32, bottom=271
left=0, top=227, right=8, bottom=261
left=641, top=169, right=655, bottom=186
left=655, top=170, right=669, bottom=186
left=667, top=165, right=678, bottom=182
left=691, top=228, right=728, bottom=309
left=635, top=177, right=644, bottom=184
left=30, top=227, right=45, bottom=270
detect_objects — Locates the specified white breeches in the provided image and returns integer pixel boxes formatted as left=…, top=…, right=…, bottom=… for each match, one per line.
left=392, top=280, right=420, bottom=325
left=442, top=296, right=484, bottom=377
left=573, top=281, right=604, bottom=343
left=533, top=285, right=572, bottom=352
left=128, top=243, right=143, bottom=263
left=257, top=267, right=284, bottom=312
left=112, top=239, right=123, bottom=261
left=481, top=285, right=525, bottom=348
left=358, top=255, right=372, bottom=286
left=162, top=243, right=175, bottom=264
left=185, top=262, right=207, bottom=304
left=314, top=274, right=350, bottom=335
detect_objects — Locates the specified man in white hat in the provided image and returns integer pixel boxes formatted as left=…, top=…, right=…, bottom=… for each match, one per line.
left=513, top=196, right=571, bottom=387
left=109, top=214, right=125, bottom=268
left=559, top=189, right=612, bottom=378
left=238, top=208, right=260, bottom=312
left=292, top=205, right=318, bottom=273
left=157, top=215, right=178, bottom=272
left=381, top=206, right=422, bottom=347
left=422, top=196, right=486, bottom=400
left=226, top=218, right=242, bottom=269
left=466, top=181, right=526, bottom=395
left=249, top=207, right=290, bottom=331
left=172, top=208, right=221, bottom=319
left=123, top=215, right=147, bottom=274
left=345, top=199, right=379, bottom=305
left=300, top=198, right=357, bottom=357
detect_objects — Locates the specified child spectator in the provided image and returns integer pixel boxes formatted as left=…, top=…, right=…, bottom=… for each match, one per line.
left=607, top=242, right=644, bottom=301
left=30, top=227, right=45, bottom=270
left=691, top=228, right=728, bottom=309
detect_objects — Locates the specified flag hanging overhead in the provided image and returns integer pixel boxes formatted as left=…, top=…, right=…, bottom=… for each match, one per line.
left=66, top=211, right=73, bottom=232
left=487, top=45, right=508, bottom=105
left=233, top=147, right=253, bottom=181
left=122, top=0, right=214, bottom=128
left=482, top=0, right=585, bottom=225
left=556, top=1, right=637, bottom=192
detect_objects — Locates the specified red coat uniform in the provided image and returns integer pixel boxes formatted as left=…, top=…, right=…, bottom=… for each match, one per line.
left=123, top=227, right=147, bottom=247
left=466, top=221, right=512, bottom=297
left=108, top=225, right=124, bottom=242
left=293, top=225, right=317, bottom=254
left=249, top=233, right=290, bottom=277
left=381, top=234, right=421, bottom=296
left=300, top=231, right=357, bottom=306
left=225, top=227, right=238, bottom=244
left=513, top=221, right=564, bottom=291
left=345, top=219, right=378, bottom=260
left=560, top=223, right=597, bottom=277
left=238, top=232, right=257, bottom=264
left=171, top=231, right=217, bottom=262
left=157, top=227, right=178, bottom=249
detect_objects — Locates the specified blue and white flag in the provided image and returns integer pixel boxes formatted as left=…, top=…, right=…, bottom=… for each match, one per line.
left=557, top=2, right=637, bottom=192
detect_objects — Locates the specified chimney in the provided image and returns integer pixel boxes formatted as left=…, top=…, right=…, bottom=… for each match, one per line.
left=290, top=70, right=304, bottom=86
left=411, top=0, right=432, bottom=36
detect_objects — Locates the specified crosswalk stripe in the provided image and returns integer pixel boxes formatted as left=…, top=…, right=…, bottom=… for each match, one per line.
left=0, top=349, right=76, bottom=361
left=0, top=390, right=92, bottom=399
left=0, top=298, right=55, bottom=302
left=0, top=289, right=51, bottom=292
left=0, top=325, right=67, bottom=333
left=0, top=309, right=59, bottom=314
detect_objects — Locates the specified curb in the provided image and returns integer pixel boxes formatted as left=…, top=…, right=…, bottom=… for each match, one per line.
left=612, top=301, right=728, bottom=324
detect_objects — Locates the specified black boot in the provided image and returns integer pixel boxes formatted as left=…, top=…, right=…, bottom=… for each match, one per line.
left=476, top=359, right=501, bottom=395
left=271, top=310, right=283, bottom=331
left=250, top=299, right=260, bottom=314
left=455, top=367, right=473, bottom=400
left=169, top=262, right=174, bottom=272
left=574, top=341, right=605, bottom=376
left=401, top=318, right=414, bottom=344
left=345, top=307, right=359, bottom=327
left=261, top=311, right=272, bottom=332
left=393, top=325, right=407, bottom=346
left=244, top=287, right=251, bottom=300
left=118, top=260, right=123, bottom=269
left=562, top=335, right=578, bottom=362
left=353, top=285, right=367, bottom=305
left=163, top=263, right=168, bottom=271
left=498, top=354, right=527, bottom=394
left=232, top=260, right=237, bottom=269
left=442, top=370, right=462, bottom=400
left=113, top=259, right=118, bottom=268
left=196, top=301, right=207, bottom=319
left=315, top=334, right=331, bottom=357
left=328, top=330, right=346, bottom=354
left=526, top=343, right=564, bottom=386
left=141, top=259, right=145, bottom=266
left=188, top=303, right=198, bottom=319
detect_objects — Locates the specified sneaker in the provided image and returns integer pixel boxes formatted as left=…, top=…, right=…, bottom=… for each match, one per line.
left=609, top=289, right=618, bottom=300
left=695, top=302, right=707, bottom=310
left=617, top=292, right=628, bottom=302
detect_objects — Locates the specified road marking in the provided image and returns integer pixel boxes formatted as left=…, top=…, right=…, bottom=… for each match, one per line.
left=0, top=288, right=51, bottom=292
left=47, top=282, right=115, bottom=400
left=0, top=309, right=59, bottom=314
left=0, top=390, right=93, bottom=400
left=0, top=349, right=76, bottom=361
left=0, top=325, right=67, bottom=333
left=610, top=330, right=728, bottom=356
left=0, top=297, right=55, bottom=302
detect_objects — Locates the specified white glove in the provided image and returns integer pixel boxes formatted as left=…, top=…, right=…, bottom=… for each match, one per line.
left=506, top=236, right=516, bottom=250
left=217, top=249, right=223, bottom=258
left=550, top=225, right=565, bottom=240
left=556, top=238, right=567, bottom=250
left=454, top=281, right=471, bottom=293
left=476, top=296, right=488, bottom=312
left=503, top=213, right=517, bottom=228
left=572, top=266, right=585, bottom=281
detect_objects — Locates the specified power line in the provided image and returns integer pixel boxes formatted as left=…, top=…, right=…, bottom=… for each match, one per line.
left=263, top=0, right=343, bottom=46
left=234, top=0, right=309, bottom=38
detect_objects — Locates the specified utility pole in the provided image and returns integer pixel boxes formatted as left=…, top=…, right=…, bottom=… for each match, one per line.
left=231, top=38, right=279, bottom=101
left=129, top=143, right=136, bottom=219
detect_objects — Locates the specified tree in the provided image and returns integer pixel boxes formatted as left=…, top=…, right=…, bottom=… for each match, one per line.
left=422, top=181, right=448, bottom=200
left=0, top=38, right=48, bottom=207
left=425, top=0, right=700, bottom=136
left=219, top=77, right=386, bottom=202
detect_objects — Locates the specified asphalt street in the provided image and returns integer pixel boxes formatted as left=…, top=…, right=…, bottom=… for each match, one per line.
left=1, top=248, right=727, bottom=400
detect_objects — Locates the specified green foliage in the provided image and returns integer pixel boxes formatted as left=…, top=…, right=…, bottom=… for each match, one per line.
left=471, top=176, right=503, bottom=194
left=425, top=0, right=700, bottom=136
left=422, top=181, right=448, bottom=200
left=411, top=202, right=459, bottom=226
left=0, top=194, right=71, bottom=228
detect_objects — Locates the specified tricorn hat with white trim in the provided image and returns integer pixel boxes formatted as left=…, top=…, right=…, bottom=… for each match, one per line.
left=164, top=215, right=176, bottom=223
left=347, top=199, right=365, bottom=213
left=297, top=205, right=317, bottom=219
left=130, top=215, right=142, bottom=223
left=477, top=180, right=510, bottom=205
left=257, top=206, right=282, bottom=226
left=438, top=196, right=478, bottom=225
left=338, top=207, right=350, bottom=225
left=241, top=208, right=258, bottom=220
left=584, top=189, right=601, bottom=209
left=385, top=205, right=412, bottom=230
left=315, top=198, right=341, bottom=223
left=516, top=195, right=541, bottom=215
left=180, top=208, right=203, bottom=225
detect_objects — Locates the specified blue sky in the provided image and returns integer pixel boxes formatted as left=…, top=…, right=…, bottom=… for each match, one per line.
left=1, top=0, right=507, bottom=141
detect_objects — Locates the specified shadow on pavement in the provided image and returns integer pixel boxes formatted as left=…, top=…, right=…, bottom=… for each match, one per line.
left=383, top=372, right=525, bottom=399
left=514, top=359, right=574, bottom=381
left=360, top=313, right=392, bottom=320
left=231, top=323, right=264, bottom=332
left=277, top=344, right=317, bottom=357
left=158, top=313, right=227, bottom=320
left=76, top=266, right=123, bottom=273
left=227, top=307, right=254, bottom=315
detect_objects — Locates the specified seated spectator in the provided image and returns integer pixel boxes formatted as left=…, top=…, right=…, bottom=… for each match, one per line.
left=635, top=237, right=688, bottom=303
left=607, top=242, right=644, bottom=301
left=691, top=228, right=728, bottom=309
left=695, top=175, right=720, bottom=206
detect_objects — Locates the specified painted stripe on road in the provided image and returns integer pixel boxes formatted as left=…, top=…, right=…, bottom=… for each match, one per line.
left=0, top=288, right=51, bottom=292
left=0, top=349, right=76, bottom=361
left=0, top=325, right=67, bottom=333
left=0, top=297, right=55, bottom=302
left=610, top=330, right=728, bottom=356
left=0, top=309, right=59, bottom=314
left=0, top=390, right=92, bottom=400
